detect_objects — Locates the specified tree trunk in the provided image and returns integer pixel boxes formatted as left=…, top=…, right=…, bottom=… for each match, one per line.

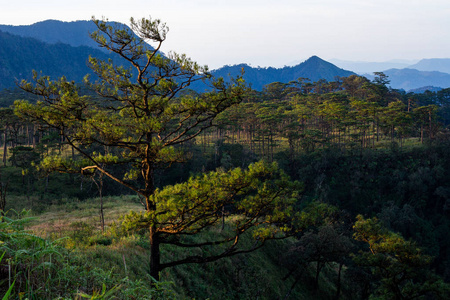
left=334, top=262, right=343, bottom=300
left=0, top=182, right=6, bottom=216
left=45, top=175, right=49, bottom=193
left=3, top=130, right=7, bottom=166
left=429, top=110, right=433, bottom=139
left=420, top=125, right=424, bottom=144
left=93, top=173, right=105, bottom=233
left=149, top=224, right=161, bottom=281
left=145, top=167, right=161, bottom=283
left=32, top=125, right=36, bottom=148
left=315, top=262, right=322, bottom=290
left=376, top=120, right=379, bottom=142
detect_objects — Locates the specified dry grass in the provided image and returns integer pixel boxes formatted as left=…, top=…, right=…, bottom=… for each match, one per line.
left=27, top=195, right=143, bottom=238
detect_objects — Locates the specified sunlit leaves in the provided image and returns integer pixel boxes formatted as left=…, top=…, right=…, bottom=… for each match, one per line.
left=130, top=17, right=168, bottom=43
left=119, top=161, right=302, bottom=240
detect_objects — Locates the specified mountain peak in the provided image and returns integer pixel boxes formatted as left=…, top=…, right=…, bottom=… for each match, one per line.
left=285, top=55, right=354, bottom=83
left=203, top=56, right=355, bottom=91
left=306, top=55, right=322, bottom=61
left=300, top=56, right=341, bottom=70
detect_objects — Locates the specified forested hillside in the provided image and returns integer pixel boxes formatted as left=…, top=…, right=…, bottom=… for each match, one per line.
left=0, top=20, right=100, bottom=49
left=1, top=17, right=450, bottom=300
left=0, top=30, right=115, bottom=89
left=0, top=20, right=151, bottom=90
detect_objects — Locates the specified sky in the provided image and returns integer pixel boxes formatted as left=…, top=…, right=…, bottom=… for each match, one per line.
left=1, top=0, right=450, bottom=69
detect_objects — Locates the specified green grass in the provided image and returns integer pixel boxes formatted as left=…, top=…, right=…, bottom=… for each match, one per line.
left=3, top=195, right=350, bottom=299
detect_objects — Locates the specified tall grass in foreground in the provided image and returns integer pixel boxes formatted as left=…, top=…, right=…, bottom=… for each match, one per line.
left=0, top=209, right=174, bottom=299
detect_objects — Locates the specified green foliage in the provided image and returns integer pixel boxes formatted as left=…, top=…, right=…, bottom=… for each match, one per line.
left=151, top=160, right=300, bottom=234
left=8, top=146, right=39, bottom=168
left=114, top=161, right=304, bottom=272
left=353, top=215, right=450, bottom=299
left=1, top=281, right=14, bottom=300
left=165, top=237, right=309, bottom=299
left=14, top=16, right=246, bottom=196
left=0, top=210, right=62, bottom=298
left=76, top=283, right=120, bottom=300
left=69, top=221, right=95, bottom=244
left=0, top=252, right=14, bottom=300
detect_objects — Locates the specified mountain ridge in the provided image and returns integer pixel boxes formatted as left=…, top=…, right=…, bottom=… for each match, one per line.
left=203, top=56, right=355, bottom=91
left=0, top=20, right=356, bottom=92
left=2, top=20, right=450, bottom=92
left=329, top=58, right=417, bottom=75
left=364, top=68, right=450, bottom=91
left=407, top=58, right=450, bottom=74
left=0, top=20, right=100, bottom=50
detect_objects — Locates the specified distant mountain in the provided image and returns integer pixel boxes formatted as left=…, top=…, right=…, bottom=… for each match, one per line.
left=286, top=56, right=355, bottom=81
left=0, top=20, right=160, bottom=90
left=329, top=59, right=417, bottom=75
left=0, top=30, right=115, bottom=89
left=0, top=19, right=154, bottom=55
left=202, top=56, right=355, bottom=91
left=0, top=30, right=354, bottom=91
left=14, top=20, right=450, bottom=93
left=407, top=58, right=450, bottom=74
left=0, top=20, right=101, bottom=50
left=408, top=86, right=443, bottom=94
left=365, top=68, right=450, bottom=91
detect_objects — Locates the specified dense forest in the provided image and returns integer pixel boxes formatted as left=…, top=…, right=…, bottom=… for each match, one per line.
left=1, top=17, right=450, bottom=299
left=0, top=30, right=113, bottom=90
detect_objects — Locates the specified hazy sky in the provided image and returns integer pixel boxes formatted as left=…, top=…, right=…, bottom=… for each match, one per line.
left=2, top=0, right=450, bottom=69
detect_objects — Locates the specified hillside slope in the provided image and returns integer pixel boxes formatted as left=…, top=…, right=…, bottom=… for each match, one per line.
left=0, top=30, right=121, bottom=89
left=0, top=20, right=99, bottom=49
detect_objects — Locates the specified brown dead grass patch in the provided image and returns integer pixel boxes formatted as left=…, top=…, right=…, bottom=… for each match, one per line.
left=27, top=195, right=143, bottom=237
